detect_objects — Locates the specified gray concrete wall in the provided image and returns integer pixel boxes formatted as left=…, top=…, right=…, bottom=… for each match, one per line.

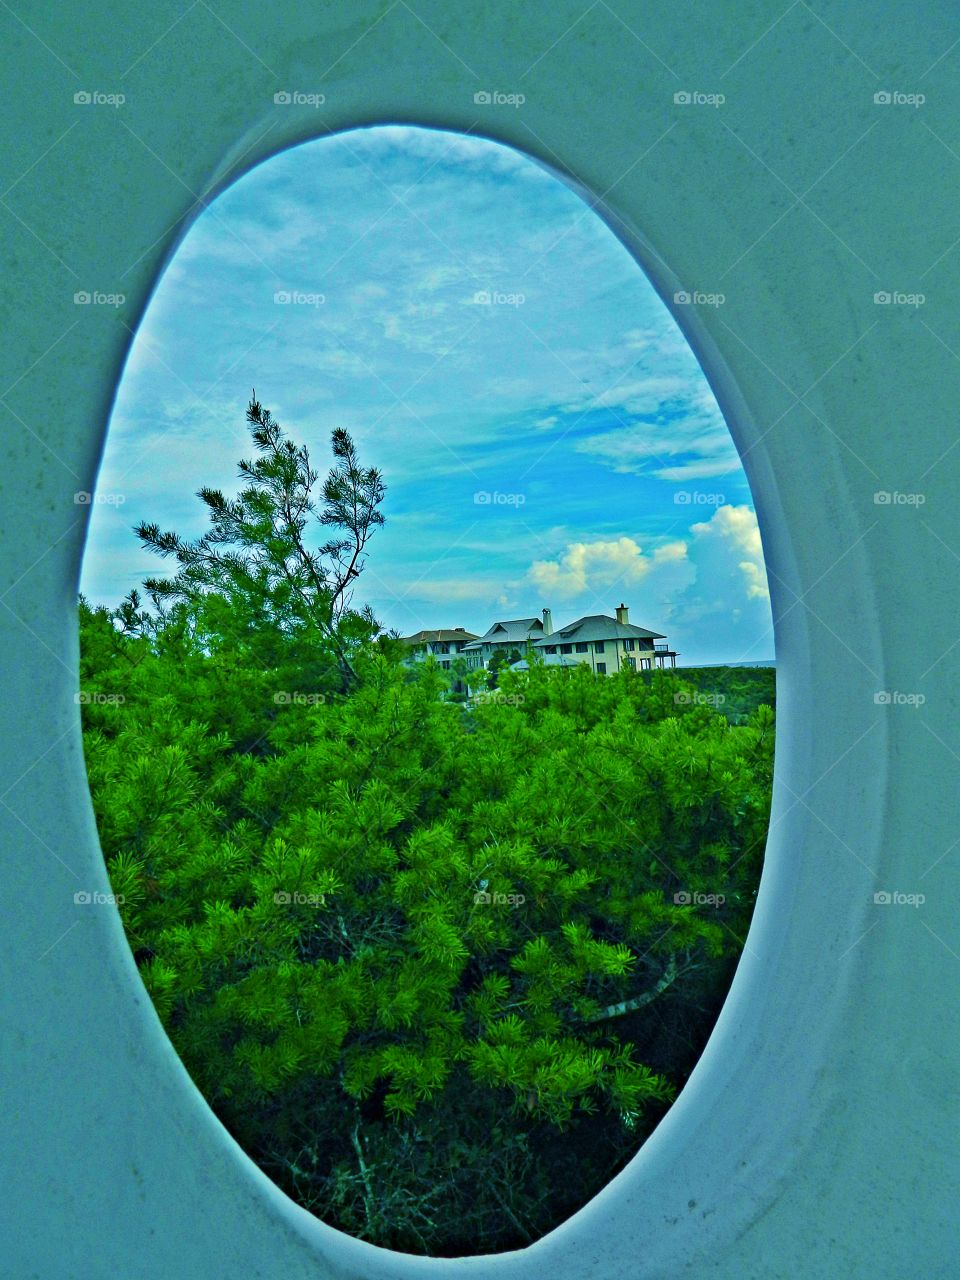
left=1, top=3, right=957, bottom=1276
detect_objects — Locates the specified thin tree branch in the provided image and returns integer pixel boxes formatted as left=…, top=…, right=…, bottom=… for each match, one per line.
left=580, top=955, right=700, bottom=1024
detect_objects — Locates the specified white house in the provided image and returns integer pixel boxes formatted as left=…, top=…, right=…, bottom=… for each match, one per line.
left=400, top=627, right=478, bottom=671
left=461, top=608, right=554, bottom=671
left=401, top=605, right=677, bottom=681
left=530, top=603, right=678, bottom=675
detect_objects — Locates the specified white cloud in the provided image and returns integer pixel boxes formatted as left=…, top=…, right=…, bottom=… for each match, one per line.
left=419, top=264, right=464, bottom=291
left=655, top=457, right=740, bottom=481
left=619, top=327, right=688, bottom=359
left=529, top=536, right=687, bottom=598
left=357, top=126, right=543, bottom=179
left=583, top=375, right=691, bottom=411
left=351, top=281, right=388, bottom=302
left=690, top=503, right=769, bottom=601
left=519, top=508, right=771, bottom=663
left=314, top=347, right=373, bottom=377
left=574, top=395, right=738, bottom=481
left=649, top=503, right=772, bottom=662
left=559, top=320, right=743, bottom=484
left=380, top=301, right=461, bottom=355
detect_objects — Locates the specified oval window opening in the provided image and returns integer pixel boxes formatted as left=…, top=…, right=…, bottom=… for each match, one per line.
left=78, top=125, right=775, bottom=1257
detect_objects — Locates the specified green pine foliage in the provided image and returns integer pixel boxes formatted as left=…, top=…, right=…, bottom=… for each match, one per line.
left=77, top=397, right=774, bottom=1256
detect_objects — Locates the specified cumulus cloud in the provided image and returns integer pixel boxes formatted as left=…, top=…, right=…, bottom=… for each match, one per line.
left=519, top=507, right=771, bottom=663
left=529, top=536, right=687, bottom=598
left=647, top=503, right=773, bottom=663
left=690, top=503, right=769, bottom=601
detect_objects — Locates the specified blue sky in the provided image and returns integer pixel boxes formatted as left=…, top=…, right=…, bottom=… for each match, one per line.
left=81, top=125, right=773, bottom=665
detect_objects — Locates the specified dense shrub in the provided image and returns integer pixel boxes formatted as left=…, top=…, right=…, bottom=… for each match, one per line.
left=80, top=605, right=772, bottom=1254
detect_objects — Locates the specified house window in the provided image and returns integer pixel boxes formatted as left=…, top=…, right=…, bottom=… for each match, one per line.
left=594, top=641, right=605, bottom=654
left=441, top=660, right=450, bottom=669
left=626, top=656, right=636, bottom=668
left=543, top=645, right=557, bottom=654
left=596, top=662, right=606, bottom=674
left=575, top=642, right=588, bottom=653
left=560, top=643, right=572, bottom=654
left=624, top=638, right=635, bottom=651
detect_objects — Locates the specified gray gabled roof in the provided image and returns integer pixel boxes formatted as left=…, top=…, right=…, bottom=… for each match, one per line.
left=401, top=628, right=479, bottom=645
left=532, top=614, right=665, bottom=645
left=469, top=617, right=545, bottom=646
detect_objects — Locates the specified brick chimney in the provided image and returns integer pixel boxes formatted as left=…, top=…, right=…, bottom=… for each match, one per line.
left=542, top=607, right=553, bottom=636
left=615, top=603, right=629, bottom=625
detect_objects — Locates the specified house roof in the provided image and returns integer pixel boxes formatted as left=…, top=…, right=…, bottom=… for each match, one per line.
left=466, top=617, right=545, bottom=647
left=532, top=614, right=666, bottom=645
left=401, top=628, right=479, bottom=645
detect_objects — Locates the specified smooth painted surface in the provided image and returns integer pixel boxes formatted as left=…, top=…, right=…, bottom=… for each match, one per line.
left=2, top=3, right=958, bottom=1276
